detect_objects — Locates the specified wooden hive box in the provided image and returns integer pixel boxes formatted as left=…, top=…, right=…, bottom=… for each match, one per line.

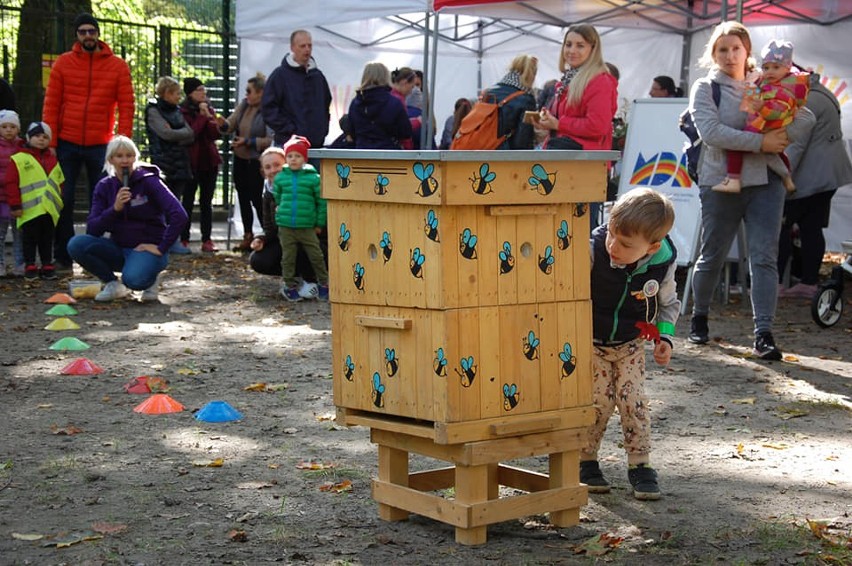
left=315, top=149, right=613, bottom=444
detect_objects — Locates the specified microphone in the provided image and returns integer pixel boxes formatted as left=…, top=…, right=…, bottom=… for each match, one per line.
left=122, top=167, right=130, bottom=188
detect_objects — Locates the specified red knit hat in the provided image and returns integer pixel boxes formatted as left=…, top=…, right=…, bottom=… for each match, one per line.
left=283, top=135, right=311, bottom=161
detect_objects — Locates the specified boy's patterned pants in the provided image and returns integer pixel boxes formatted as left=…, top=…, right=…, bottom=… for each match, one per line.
left=582, top=338, right=651, bottom=465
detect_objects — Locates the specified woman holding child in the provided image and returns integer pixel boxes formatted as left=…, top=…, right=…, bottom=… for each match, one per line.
left=686, top=21, right=814, bottom=360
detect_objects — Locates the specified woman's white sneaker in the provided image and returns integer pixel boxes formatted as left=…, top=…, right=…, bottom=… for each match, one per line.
left=95, top=280, right=130, bottom=302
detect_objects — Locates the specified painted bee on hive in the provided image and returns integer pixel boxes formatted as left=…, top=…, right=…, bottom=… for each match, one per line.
left=499, top=241, right=514, bottom=274
left=523, top=330, right=540, bottom=360
left=424, top=209, right=440, bottom=242
left=455, top=356, right=477, bottom=387
left=459, top=228, right=478, bottom=260
left=335, top=163, right=351, bottom=188
left=470, top=163, right=496, bottom=195
left=413, top=162, right=438, bottom=197
left=538, top=245, right=555, bottom=274
left=503, top=383, right=519, bottom=410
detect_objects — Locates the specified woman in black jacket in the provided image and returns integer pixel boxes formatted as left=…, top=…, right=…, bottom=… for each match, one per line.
left=145, top=76, right=194, bottom=254
left=348, top=62, right=413, bottom=150
left=481, top=54, right=538, bottom=150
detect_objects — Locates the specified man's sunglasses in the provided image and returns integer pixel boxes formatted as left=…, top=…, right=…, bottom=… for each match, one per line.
left=77, top=28, right=98, bottom=36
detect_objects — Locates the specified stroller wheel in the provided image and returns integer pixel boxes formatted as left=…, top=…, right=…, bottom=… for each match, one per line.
left=811, top=283, right=843, bottom=328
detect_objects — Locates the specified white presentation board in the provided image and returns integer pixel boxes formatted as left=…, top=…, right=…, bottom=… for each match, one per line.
left=617, top=98, right=701, bottom=267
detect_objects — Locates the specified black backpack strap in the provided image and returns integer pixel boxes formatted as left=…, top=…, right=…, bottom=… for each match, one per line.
left=711, top=80, right=721, bottom=107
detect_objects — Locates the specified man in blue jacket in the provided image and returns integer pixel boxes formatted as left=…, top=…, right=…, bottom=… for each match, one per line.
left=261, top=30, right=332, bottom=150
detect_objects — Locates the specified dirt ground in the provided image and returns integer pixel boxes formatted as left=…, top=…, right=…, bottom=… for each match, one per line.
left=0, top=251, right=850, bottom=566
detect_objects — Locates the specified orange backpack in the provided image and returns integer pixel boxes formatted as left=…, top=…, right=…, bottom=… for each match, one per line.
left=450, top=89, right=525, bottom=150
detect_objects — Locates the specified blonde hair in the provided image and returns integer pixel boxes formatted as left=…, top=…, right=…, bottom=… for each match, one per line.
left=155, top=76, right=180, bottom=98
left=609, top=188, right=675, bottom=243
left=247, top=71, right=266, bottom=92
left=260, top=146, right=287, bottom=162
left=699, top=21, right=755, bottom=75
left=508, top=54, right=538, bottom=90
left=103, top=135, right=141, bottom=176
left=358, top=61, right=391, bottom=91
left=558, top=24, right=609, bottom=107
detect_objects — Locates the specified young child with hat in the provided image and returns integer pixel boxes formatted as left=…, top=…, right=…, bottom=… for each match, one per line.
left=270, top=135, right=329, bottom=301
left=4, top=122, right=64, bottom=279
left=0, top=109, right=25, bottom=276
left=712, top=39, right=810, bottom=194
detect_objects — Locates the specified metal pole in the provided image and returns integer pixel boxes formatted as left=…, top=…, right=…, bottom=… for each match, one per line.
left=425, top=11, right=440, bottom=147
left=421, top=10, right=430, bottom=149
left=222, top=0, right=234, bottom=246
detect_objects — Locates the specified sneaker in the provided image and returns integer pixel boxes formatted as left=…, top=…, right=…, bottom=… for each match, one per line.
left=201, top=240, right=219, bottom=253
left=280, top=283, right=302, bottom=302
left=298, top=281, right=319, bottom=299
left=24, top=264, right=39, bottom=280
left=580, top=460, right=611, bottom=494
left=169, top=239, right=192, bottom=255
left=753, top=331, right=782, bottom=361
left=40, top=264, right=57, bottom=280
left=688, top=314, right=709, bottom=344
left=778, top=283, right=817, bottom=300
left=628, top=464, right=661, bottom=500
left=95, top=280, right=130, bottom=302
left=711, top=177, right=741, bottom=193
left=317, top=284, right=329, bottom=301
left=11, top=264, right=26, bottom=277
left=140, top=272, right=164, bottom=303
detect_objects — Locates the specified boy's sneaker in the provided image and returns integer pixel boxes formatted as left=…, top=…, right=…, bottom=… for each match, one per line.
left=579, top=460, right=611, bottom=494
left=628, top=464, right=661, bottom=500
left=24, top=264, right=39, bottom=280
left=280, top=283, right=302, bottom=302
left=688, top=314, right=709, bottom=344
left=96, top=280, right=130, bottom=302
left=40, top=264, right=57, bottom=280
left=753, top=331, right=782, bottom=361
left=298, top=281, right=319, bottom=299
left=317, top=284, right=329, bottom=301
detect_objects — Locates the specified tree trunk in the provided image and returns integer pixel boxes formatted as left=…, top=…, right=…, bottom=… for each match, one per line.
left=13, top=0, right=91, bottom=126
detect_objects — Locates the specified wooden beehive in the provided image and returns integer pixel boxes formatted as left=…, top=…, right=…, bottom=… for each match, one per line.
left=316, top=150, right=612, bottom=443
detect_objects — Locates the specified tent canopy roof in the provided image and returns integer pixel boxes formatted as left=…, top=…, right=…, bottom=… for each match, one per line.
left=237, top=0, right=852, bottom=40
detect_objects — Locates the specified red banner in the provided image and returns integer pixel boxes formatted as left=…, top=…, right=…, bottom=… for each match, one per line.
left=433, top=0, right=517, bottom=10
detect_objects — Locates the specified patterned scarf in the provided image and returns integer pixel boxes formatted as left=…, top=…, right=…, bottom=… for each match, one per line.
left=497, top=71, right=528, bottom=93
left=554, top=67, right=580, bottom=100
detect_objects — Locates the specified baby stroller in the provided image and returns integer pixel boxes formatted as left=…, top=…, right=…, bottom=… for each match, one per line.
left=811, top=240, right=852, bottom=327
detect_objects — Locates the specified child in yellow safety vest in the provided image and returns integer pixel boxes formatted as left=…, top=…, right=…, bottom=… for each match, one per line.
left=5, top=122, right=64, bottom=280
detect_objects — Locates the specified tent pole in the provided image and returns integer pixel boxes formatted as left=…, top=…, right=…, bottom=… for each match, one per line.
left=425, top=11, right=440, bottom=147
left=680, top=0, right=694, bottom=94
left=421, top=10, right=430, bottom=149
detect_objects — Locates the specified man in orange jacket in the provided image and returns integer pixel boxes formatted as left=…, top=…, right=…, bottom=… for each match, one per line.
left=42, top=13, right=134, bottom=269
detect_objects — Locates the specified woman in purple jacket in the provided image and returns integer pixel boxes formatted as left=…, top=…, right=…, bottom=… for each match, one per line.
left=67, top=136, right=188, bottom=302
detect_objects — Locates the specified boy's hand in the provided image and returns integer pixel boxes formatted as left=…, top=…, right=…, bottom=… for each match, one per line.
left=653, top=340, right=672, bottom=366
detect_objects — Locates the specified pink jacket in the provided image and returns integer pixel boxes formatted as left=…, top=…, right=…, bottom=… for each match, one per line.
left=547, top=72, right=618, bottom=151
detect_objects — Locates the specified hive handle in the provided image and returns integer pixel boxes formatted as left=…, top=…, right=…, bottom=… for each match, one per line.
left=355, top=315, right=413, bottom=330
left=487, top=205, right=558, bottom=216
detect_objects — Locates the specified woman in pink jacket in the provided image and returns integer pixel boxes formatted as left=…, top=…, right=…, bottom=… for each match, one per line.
left=535, top=24, right=618, bottom=229
left=536, top=24, right=618, bottom=151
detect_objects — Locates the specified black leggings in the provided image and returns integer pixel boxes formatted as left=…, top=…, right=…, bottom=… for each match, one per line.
left=182, top=169, right=217, bottom=242
left=22, top=214, right=55, bottom=266
left=777, top=190, right=836, bottom=285
left=232, top=157, right=264, bottom=235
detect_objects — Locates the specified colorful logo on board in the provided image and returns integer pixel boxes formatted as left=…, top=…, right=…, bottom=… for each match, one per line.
left=629, top=151, right=692, bottom=188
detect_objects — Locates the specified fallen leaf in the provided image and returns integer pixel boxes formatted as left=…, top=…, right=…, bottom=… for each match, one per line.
left=731, top=398, right=756, bottom=405
left=177, top=367, right=199, bottom=376
left=12, top=532, right=43, bottom=541
left=91, top=522, right=128, bottom=535
left=315, top=413, right=336, bottom=422
left=37, top=404, right=52, bottom=409
left=776, top=407, right=808, bottom=420
left=267, top=383, right=289, bottom=391
left=268, top=463, right=280, bottom=469
left=50, top=424, right=84, bottom=435
left=42, top=531, right=104, bottom=548
left=319, top=480, right=353, bottom=493
left=573, top=532, right=624, bottom=556
left=236, top=481, right=275, bottom=489
left=227, top=529, right=248, bottom=542
left=761, top=442, right=788, bottom=450
left=782, top=354, right=800, bottom=362
left=736, top=443, right=745, bottom=456
left=297, top=460, right=335, bottom=470
left=191, top=458, right=224, bottom=467
left=244, top=382, right=268, bottom=391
